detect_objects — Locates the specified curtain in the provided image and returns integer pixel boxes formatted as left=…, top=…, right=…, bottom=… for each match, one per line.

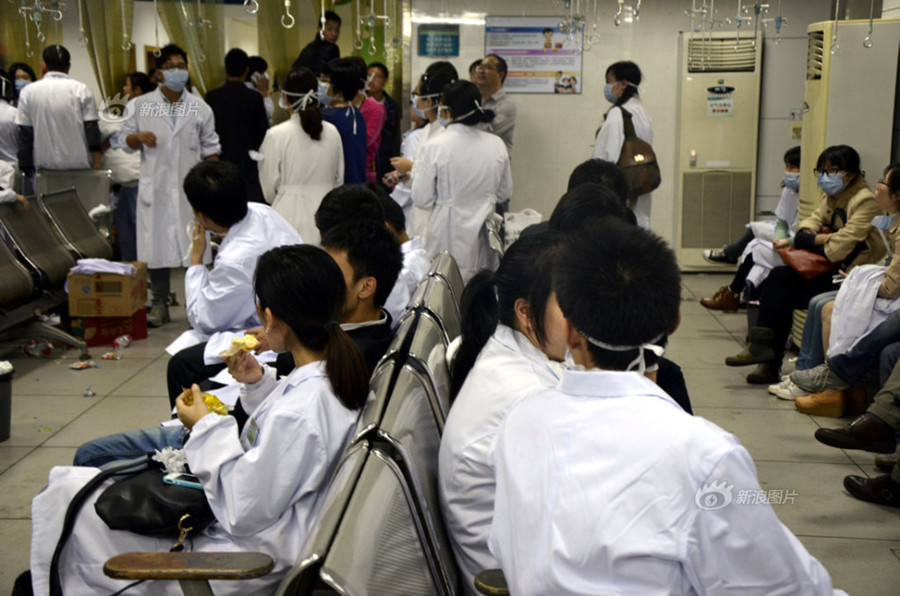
left=157, top=0, right=226, bottom=97
left=0, top=0, right=65, bottom=74
left=256, top=1, right=310, bottom=89
left=79, top=0, right=136, bottom=100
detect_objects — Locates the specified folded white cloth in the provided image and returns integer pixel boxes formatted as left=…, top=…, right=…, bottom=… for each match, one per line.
left=69, top=259, right=135, bottom=276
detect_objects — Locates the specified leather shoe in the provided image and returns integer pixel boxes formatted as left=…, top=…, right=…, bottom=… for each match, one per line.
left=795, top=390, right=845, bottom=418
left=814, top=414, right=897, bottom=454
left=843, top=474, right=900, bottom=508
left=700, top=286, right=741, bottom=312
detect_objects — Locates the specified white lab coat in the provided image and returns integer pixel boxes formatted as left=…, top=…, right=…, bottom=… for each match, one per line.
left=439, top=324, right=562, bottom=594
left=0, top=101, right=17, bottom=165
left=117, top=88, right=220, bottom=268
left=165, top=203, right=303, bottom=362
left=382, top=236, right=430, bottom=328
left=592, top=97, right=653, bottom=229
left=405, top=120, right=446, bottom=238
left=99, top=117, right=141, bottom=185
left=411, top=123, right=511, bottom=283
left=0, top=159, right=17, bottom=203
left=257, top=113, right=344, bottom=244
left=742, top=185, right=801, bottom=287
left=400, top=236, right=430, bottom=294
left=30, top=361, right=357, bottom=596
left=390, top=125, right=426, bottom=219
left=15, top=71, right=99, bottom=170
left=489, top=369, right=844, bottom=596
left=828, top=264, right=900, bottom=358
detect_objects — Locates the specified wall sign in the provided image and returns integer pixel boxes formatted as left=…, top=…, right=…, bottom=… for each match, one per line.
left=485, top=16, right=583, bottom=94
left=418, top=24, right=460, bottom=57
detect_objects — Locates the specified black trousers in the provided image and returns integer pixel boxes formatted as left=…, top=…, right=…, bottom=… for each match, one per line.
left=756, top=265, right=837, bottom=353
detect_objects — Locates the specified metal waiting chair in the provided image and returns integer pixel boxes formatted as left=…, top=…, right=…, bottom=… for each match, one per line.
left=409, top=276, right=461, bottom=347
left=274, top=440, right=372, bottom=595
left=373, top=363, right=461, bottom=595
left=0, top=235, right=35, bottom=309
left=407, top=309, right=453, bottom=425
left=36, top=168, right=112, bottom=214
left=0, top=199, right=76, bottom=290
left=428, top=251, right=465, bottom=307
left=316, top=443, right=452, bottom=595
left=39, top=187, right=114, bottom=260
left=0, top=204, right=89, bottom=357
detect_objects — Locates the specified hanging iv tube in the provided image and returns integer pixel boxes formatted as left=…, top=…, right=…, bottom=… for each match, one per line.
left=18, top=0, right=65, bottom=46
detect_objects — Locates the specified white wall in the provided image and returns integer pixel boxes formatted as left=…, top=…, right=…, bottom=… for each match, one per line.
left=409, top=0, right=835, bottom=244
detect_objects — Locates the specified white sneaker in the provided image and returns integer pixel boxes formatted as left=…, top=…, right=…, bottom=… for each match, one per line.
left=767, top=376, right=809, bottom=401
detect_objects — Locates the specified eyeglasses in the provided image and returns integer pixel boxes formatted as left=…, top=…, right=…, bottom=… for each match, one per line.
left=813, top=168, right=844, bottom=177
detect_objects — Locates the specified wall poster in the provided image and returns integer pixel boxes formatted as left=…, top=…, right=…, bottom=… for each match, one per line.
left=485, top=16, right=583, bottom=94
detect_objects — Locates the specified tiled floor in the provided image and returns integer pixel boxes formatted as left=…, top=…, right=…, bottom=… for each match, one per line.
left=1, top=272, right=899, bottom=593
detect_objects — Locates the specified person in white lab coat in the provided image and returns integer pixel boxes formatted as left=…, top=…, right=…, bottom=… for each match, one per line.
left=592, top=60, right=654, bottom=229
left=384, top=61, right=458, bottom=237
left=411, top=80, right=511, bottom=284
left=489, top=220, right=845, bottom=596
left=101, top=71, right=156, bottom=261
left=0, top=159, right=28, bottom=210
left=0, top=69, right=18, bottom=166
left=385, top=100, right=427, bottom=220
left=29, top=244, right=370, bottom=596
left=439, top=229, right=566, bottom=594
left=164, top=161, right=302, bottom=405
left=16, top=45, right=102, bottom=176
left=118, top=44, right=221, bottom=327
left=257, top=66, right=343, bottom=243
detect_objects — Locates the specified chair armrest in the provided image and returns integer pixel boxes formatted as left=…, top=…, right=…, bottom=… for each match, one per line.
left=474, top=568, right=509, bottom=595
left=104, top=551, right=274, bottom=581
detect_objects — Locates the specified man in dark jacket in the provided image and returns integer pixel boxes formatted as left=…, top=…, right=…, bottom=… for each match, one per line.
left=294, top=10, right=342, bottom=76
left=205, top=48, right=268, bottom=203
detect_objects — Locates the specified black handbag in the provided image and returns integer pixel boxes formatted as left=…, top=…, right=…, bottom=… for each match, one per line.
left=49, top=455, right=214, bottom=595
left=94, top=460, right=214, bottom=537
left=617, top=107, right=662, bottom=208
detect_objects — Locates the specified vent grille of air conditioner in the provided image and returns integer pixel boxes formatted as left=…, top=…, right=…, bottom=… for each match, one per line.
left=681, top=171, right=752, bottom=248
left=687, top=37, right=757, bottom=72
left=807, top=30, right=825, bottom=80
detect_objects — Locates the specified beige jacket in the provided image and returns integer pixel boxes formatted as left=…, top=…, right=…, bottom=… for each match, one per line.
left=796, top=176, right=885, bottom=270
left=878, top=218, right=900, bottom=299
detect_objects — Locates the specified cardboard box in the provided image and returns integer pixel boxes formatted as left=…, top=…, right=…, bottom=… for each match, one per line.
left=69, top=308, right=148, bottom=347
left=68, top=261, right=147, bottom=317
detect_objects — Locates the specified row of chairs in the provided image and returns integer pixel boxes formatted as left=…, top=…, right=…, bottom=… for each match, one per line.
left=105, top=253, right=469, bottom=595
left=0, top=185, right=114, bottom=358
left=278, top=253, right=464, bottom=595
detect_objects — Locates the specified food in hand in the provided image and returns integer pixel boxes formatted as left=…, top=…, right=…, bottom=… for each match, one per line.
left=180, top=388, right=228, bottom=415
left=219, top=334, right=260, bottom=358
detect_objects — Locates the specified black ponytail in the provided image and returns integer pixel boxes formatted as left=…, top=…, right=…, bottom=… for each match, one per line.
left=254, top=245, right=368, bottom=411
left=450, top=270, right=499, bottom=398
left=449, top=229, right=562, bottom=398
left=283, top=66, right=323, bottom=141
left=607, top=61, right=642, bottom=109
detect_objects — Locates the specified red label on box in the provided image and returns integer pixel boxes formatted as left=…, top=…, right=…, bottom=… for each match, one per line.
left=69, top=308, right=148, bottom=347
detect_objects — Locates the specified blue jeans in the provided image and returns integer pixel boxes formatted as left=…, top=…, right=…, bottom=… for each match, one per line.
left=829, top=310, right=900, bottom=385
left=73, top=425, right=188, bottom=468
left=795, top=290, right=839, bottom=371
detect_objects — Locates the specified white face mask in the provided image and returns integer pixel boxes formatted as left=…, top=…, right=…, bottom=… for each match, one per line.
left=578, top=331, right=666, bottom=375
